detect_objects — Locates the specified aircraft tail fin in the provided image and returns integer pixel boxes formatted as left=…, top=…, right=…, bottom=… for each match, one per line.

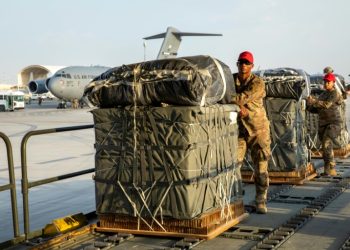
left=143, top=27, right=222, bottom=59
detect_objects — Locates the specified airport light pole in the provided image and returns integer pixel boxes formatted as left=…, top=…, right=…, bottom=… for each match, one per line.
left=143, top=41, right=147, bottom=61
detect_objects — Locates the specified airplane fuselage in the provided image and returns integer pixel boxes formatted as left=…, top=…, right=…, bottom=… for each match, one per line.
left=48, top=66, right=110, bottom=101
left=27, top=27, right=220, bottom=105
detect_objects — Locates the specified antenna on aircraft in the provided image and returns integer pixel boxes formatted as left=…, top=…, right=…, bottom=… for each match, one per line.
left=143, top=26, right=222, bottom=59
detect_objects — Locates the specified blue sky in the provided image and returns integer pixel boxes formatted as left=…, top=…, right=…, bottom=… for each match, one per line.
left=0, top=0, right=349, bottom=84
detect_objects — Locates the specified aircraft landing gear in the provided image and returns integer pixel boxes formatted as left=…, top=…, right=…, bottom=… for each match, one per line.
left=57, top=101, right=67, bottom=109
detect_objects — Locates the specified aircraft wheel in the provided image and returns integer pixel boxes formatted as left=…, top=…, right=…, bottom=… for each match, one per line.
left=57, top=103, right=66, bottom=109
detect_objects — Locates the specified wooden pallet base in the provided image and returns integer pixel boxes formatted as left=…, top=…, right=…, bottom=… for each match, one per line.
left=311, top=144, right=350, bottom=159
left=95, top=199, right=248, bottom=240
left=241, top=163, right=316, bottom=185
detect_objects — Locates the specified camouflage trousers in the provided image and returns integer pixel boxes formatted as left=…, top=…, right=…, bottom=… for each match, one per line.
left=319, top=124, right=341, bottom=168
left=237, top=130, right=271, bottom=202
left=72, top=99, right=79, bottom=109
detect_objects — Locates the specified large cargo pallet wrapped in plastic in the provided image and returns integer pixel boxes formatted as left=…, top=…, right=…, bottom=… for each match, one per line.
left=258, top=68, right=310, bottom=171
left=265, top=97, right=309, bottom=171
left=85, top=55, right=234, bottom=107
left=256, top=68, right=310, bottom=100
left=242, top=68, right=315, bottom=184
left=92, top=104, right=241, bottom=220
left=242, top=97, right=315, bottom=184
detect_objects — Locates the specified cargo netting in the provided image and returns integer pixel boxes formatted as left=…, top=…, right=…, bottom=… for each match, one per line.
left=92, top=104, right=242, bottom=225
left=84, top=55, right=235, bottom=107
left=243, top=68, right=311, bottom=172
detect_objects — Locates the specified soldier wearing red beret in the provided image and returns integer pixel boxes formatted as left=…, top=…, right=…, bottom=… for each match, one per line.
left=307, top=73, right=343, bottom=176
left=231, top=51, right=271, bottom=214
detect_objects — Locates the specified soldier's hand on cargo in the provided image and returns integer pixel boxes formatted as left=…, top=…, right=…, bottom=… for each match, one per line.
left=239, top=106, right=249, bottom=118
left=307, top=96, right=315, bottom=104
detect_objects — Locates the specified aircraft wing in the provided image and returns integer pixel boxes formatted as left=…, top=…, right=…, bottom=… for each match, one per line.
left=143, top=33, right=167, bottom=40
left=172, top=32, right=222, bottom=37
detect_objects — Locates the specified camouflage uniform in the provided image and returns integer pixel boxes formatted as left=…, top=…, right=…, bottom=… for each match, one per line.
left=231, top=73, right=271, bottom=203
left=72, top=98, right=79, bottom=109
left=308, top=89, right=343, bottom=172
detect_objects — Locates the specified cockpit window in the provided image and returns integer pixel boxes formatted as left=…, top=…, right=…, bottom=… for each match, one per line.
left=55, top=73, right=71, bottom=78
left=54, top=73, right=81, bottom=79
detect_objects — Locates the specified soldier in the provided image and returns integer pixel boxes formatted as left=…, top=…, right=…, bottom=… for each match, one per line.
left=307, top=73, right=343, bottom=176
left=231, top=51, right=271, bottom=214
left=72, top=98, right=79, bottom=109
left=38, top=96, right=43, bottom=106
left=322, top=67, right=347, bottom=100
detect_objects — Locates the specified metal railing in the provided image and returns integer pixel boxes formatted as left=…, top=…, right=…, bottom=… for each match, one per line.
left=0, top=132, right=20, bottom=238
left=20, top=124, right=94, bottom=240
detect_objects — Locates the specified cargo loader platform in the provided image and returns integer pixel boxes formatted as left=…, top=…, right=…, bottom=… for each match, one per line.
left=95, top=199, right=248, bottom=240
left=8, top=161, right=350, bottom=250
left=241, top=163, right=317, bottom=185
left=311, top=143, right=350, bottom=159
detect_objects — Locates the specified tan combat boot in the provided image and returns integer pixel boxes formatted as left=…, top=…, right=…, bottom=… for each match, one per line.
left=322, top=163, right=337, bottom=176
left=328, top=168, right=337, bottom=176
left=321, top=165, right=330, bottom=176
left=329, top=162, right=337, bottom=176
left=256, top=201, right=267, bottom=214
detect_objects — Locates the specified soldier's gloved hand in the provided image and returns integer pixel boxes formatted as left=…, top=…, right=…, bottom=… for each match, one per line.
left=239, top=106, right=249, bottom=118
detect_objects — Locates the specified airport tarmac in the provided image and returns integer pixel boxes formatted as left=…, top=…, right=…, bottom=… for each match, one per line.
left=0, top=100, right=96, bottom=242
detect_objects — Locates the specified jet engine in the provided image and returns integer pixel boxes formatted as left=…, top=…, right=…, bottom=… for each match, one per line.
left=28, top=78, right=51, bottom=94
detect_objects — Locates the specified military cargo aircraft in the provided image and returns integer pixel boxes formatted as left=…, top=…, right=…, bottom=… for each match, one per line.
left=143, top=26, right=222, bottom=59
left=26, top=27, right=222, bottom=108
left=47, top=66, right=110, bottom=108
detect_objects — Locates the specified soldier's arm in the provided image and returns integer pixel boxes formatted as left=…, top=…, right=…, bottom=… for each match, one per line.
left=313, top=100, right=332, bottom=109
left=231, top=79, right=265, bottom=106
left=336, top=92, right=344, bottom=105
left=313, top=92, right=342, bottom=109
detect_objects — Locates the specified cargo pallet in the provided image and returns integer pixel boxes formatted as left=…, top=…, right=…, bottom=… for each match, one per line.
left=241, top=162, right=317, bottom=185
left=311, top=144, right=350, bottom=159
left=95, top=199, right=248, bottom=240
